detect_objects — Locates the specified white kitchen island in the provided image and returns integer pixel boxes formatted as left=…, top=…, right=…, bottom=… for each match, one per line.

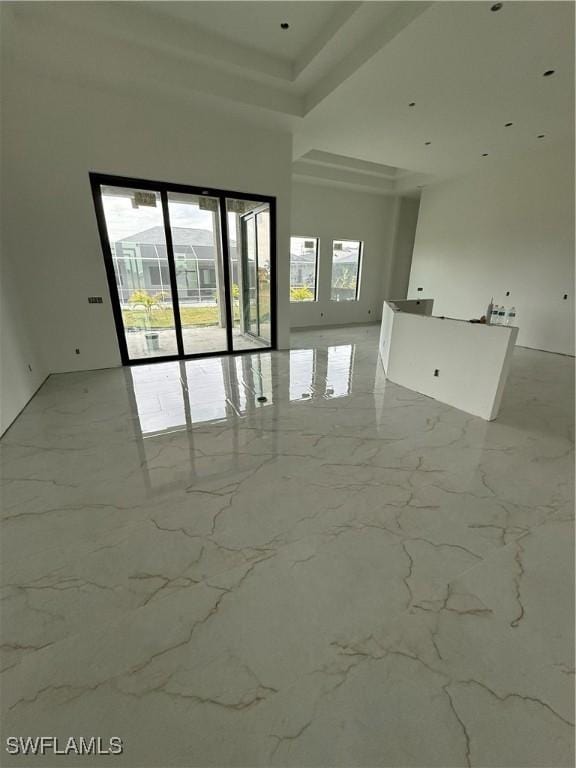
left=379, top=299, right=518, bottom=420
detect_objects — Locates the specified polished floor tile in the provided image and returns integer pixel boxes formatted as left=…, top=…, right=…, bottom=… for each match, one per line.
left=0, top=325, right=574, bottom=766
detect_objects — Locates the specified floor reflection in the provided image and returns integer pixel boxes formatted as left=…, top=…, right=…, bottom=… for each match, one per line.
left=129, top=362, right=186, bottom=435
left=326, top=344, right=354, bottom=398
left=289, top=349, right=316, bottom=401
left=128, top=344, right=356, bottom=437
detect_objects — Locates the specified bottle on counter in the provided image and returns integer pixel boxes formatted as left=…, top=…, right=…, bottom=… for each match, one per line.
left=486, top=297, right=494, bottom=325
left=506, top=306, right=517, bottom=326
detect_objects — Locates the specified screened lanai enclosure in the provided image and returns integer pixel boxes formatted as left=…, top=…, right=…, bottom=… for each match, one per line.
left=91, top=175, right=275, bottom=363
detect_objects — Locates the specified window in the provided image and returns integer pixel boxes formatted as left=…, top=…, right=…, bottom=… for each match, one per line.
left=331, top=239, right=362, bottom=301
left=290, top=236, right=319, bottom=301
left=201, top=268, right=214, bottom=285
left=148, top=264, right=170, bottom=287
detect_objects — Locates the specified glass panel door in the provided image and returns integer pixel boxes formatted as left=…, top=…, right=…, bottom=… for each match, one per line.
left=226, top=198, right=272, bottom=352
left=166, top=192, right=228, bottom=355
left=255, top=207, right=271, bottom=344
left=242, top=213, right=259, bottom=336
left=93, top=176, right=275, bottom=363
left=100, top=185, right=179, bottom=360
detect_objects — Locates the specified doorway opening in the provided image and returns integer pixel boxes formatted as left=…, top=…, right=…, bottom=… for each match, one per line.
left=90, top=173, right=276, bottom=364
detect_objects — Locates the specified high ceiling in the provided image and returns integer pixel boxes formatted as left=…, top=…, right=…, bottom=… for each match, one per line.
left=3, top=1, right=574, bottom=194
left=296, top=0, right=574, bottom=187
left=151, top=1, right=353, bottom=62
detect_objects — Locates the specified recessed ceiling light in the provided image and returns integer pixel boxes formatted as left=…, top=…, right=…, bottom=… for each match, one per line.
left=543, top=69, right=555, bottom=77
left=280, top=22, right=290, bottom=29
left=491, top=3, right=503, bottom=11
left=537, top=134, right=545, bottom=138
left=482, top=153, right=489, bottom=157
left=425, top=141, right=431, bottom=146
left=408, top=102, right=416, bottom=107
left=505, top=122, right=514, bottom=127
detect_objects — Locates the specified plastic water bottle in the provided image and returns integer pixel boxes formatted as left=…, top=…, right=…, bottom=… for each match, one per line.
left=491, top=304, right=500, bottom=324
left=506, top=306, right=516, bottom=326
left=486, top=297, right=494, bottom=324
left=498, top=305, right=506, bottom=324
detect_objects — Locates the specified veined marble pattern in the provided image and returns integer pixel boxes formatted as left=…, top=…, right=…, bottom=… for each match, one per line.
left=0, top=324, right=573, bottom=767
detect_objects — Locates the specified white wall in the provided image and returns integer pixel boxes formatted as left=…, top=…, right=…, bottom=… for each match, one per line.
left=0, top=252, right=48, bottom=435
left=388, top=196, right=420, bottom=300
left=0, top=6, right=49, bottom=433
left=290, top=181, right=398, bottom=328
left=1, top=14, right=293, bottom=377
left=409, top=138, right=574, bottom=356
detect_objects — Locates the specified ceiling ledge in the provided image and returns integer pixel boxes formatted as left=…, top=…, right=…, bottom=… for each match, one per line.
left=6, top=6, right=304, bottom=117
left=10, top=1, right=295, bottom=85
left=5, top=1, right=434, bottom=120
left=293, top=174, right=396, bottom=197
left=303, top=1, right=434, bottom=113
left=292, top=3, right=362, bottom=80
left=299, top=150, right=400, bottom=179
left=394, top=171, right=438, bottom=195
left=292, top=160, right=396, bottom=195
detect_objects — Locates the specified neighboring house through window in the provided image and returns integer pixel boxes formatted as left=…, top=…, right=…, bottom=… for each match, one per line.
left=331, top=240, right=362, bottom=301
left=290, top=236, right=319, bottom=301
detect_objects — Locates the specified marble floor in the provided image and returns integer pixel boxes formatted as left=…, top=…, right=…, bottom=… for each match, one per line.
left=0, top=325, right=574, bottom=767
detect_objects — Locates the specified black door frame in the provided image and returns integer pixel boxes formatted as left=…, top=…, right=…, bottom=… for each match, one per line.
left=89, top=172, right=277, bottom=366
left=240, top=203, right=271, bottom=343
left=240, top=212, right=260, bottom=339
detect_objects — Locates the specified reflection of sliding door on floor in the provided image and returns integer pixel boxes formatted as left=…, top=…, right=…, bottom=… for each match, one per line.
left=90, top=174, right=276, bottom=364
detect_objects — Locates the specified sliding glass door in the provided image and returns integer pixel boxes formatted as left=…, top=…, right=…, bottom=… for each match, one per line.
left=166, top=192, right=228, bottom=356
left=98, top=185, right=179, bottom=360
left=91, top=174, right=276, bottom=364
left=242, top=213, right=259, bottom=336
left=226, top=199, right=271, bottom=352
